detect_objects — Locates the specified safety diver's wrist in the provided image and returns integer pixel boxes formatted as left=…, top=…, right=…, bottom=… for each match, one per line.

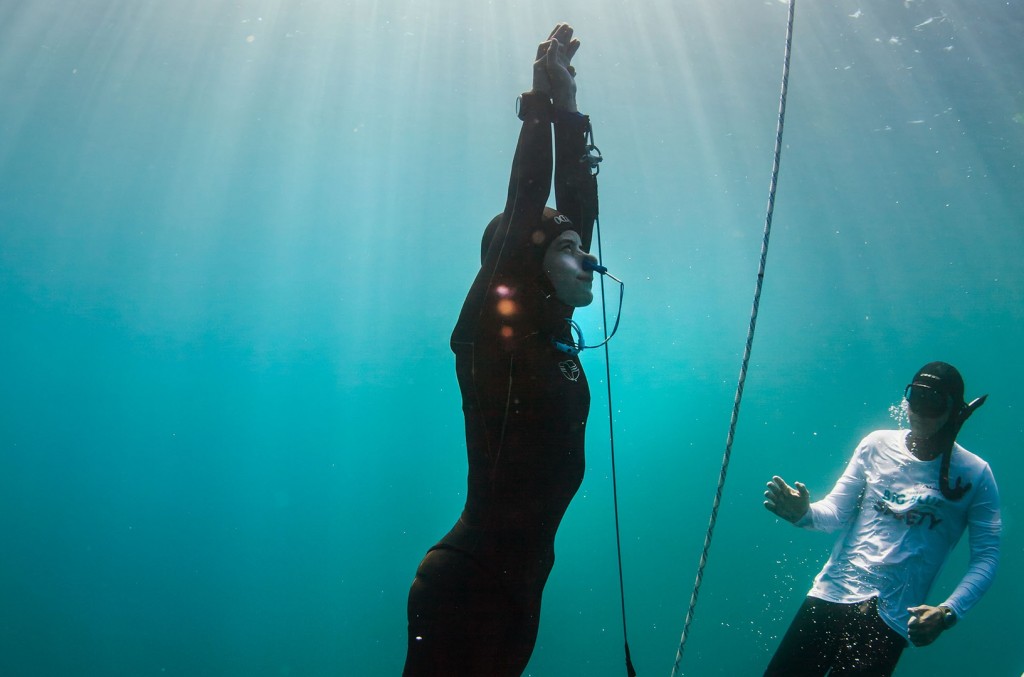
left=938, top=605, right=958, bottom=630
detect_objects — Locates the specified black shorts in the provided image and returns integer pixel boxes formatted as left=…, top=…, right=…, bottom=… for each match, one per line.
left=764, top=596, right=908, bottom=676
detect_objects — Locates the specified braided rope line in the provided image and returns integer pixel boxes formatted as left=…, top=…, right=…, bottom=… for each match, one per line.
left=670, top=1, right=796, bottom=675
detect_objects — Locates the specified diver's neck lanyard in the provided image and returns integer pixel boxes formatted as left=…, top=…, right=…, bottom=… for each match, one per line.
left=552, top=268, right=623, bottom=356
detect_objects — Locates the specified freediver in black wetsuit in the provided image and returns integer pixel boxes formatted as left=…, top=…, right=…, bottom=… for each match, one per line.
left=403, top=24, right=600, bottom=676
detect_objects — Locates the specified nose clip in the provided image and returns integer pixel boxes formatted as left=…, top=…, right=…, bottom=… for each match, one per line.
left=583, top=258, right=622, bottom=284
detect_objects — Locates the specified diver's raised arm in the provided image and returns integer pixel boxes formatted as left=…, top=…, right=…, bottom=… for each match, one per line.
left=548, top=24, right=595, bottom=249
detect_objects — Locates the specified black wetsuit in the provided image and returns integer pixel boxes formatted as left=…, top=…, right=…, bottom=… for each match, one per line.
left=404, top=93, right=597, bottom=676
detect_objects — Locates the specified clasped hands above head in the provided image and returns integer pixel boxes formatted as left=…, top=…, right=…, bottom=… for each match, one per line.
left=532, top=23, right=580, bottom=113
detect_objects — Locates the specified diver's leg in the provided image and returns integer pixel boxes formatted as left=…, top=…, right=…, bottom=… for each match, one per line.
left=404, top=548, right=524, bottom=676
left=404, top=548, right=473, bottom=675
left=763, top=596, right=840, bottom=676
left=499, top=594, right=541, bottom=676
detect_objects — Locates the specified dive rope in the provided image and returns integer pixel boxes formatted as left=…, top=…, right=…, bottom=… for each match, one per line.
left=585, top=125, right=637, bottom=677
left=670, top=1, right=797, bottom=675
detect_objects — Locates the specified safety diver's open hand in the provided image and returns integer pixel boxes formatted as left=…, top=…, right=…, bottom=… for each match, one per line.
left=906, top=605, right=948, bottom=647
left=532, top=23, right=580, bottom=112
left=764, top=476, right=810, bottom=523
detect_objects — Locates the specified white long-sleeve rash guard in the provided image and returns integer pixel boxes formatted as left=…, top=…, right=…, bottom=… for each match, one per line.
left=794, top=429, right=1001, bottom=640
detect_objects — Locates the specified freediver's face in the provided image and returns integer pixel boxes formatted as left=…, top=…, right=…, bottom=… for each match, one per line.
left=907, top=386, right=953, bottom=438
left=543, top=230, right=597, bottom=307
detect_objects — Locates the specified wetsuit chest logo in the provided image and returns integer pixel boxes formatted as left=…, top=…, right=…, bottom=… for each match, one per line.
left=558, top=360, right=580, bottom=382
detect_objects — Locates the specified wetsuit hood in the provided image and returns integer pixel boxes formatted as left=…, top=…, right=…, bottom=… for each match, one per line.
left=481, top=207, right=582, bottom=344
left=481, top=207, right=583, bottom=269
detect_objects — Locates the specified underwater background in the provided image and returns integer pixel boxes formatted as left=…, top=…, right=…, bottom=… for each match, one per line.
left=1, top=0, right=1021, bottom=675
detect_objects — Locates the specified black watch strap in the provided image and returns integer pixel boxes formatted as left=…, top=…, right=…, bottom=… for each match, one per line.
left=516, top=92, right=553, bottom=123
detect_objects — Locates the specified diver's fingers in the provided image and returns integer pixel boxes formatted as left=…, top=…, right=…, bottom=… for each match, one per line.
left=553, top=23, right=573, bottom=46
left=536, top=38, right=552, bottom=61
left=545, top=23, right=566, bottom=48
left=765, top=478, right=787, bottom=497
left=567, top=38, right=581, bottom=63
left=544, top=40, right=559, bottom=70
left=794, top=481, right=809, bottom=499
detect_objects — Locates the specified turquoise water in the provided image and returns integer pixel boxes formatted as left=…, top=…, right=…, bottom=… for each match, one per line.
left=1, top=1, right=1021, bottom=675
